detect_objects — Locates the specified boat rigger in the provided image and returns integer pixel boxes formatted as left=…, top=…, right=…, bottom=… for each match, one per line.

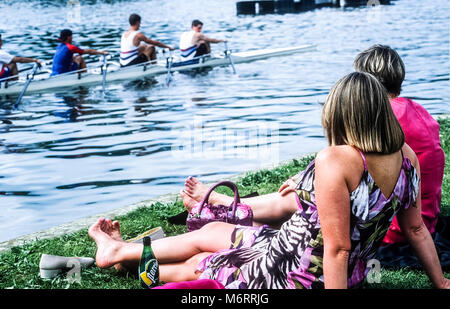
left=0, top=44, right=316, bottom=96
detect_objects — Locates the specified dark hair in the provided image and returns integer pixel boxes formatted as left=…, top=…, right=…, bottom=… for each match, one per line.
left=129, top=14, right=141, bottom=26
left=192, top=19, right=203, bottom=27
left=58, top=29, right=73, bottom=42
left=353, top=44, right=405, bottom=97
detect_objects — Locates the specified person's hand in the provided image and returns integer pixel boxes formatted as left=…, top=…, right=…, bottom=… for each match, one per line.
left=102, top=51, right=109, bottom=55
left=168, top=45, right=175, bottom=51
left=278, top=178, right=297, bottom=196
left=222, top=39, right=228, bottom=43
left=34, top=59, right=42, bottom=64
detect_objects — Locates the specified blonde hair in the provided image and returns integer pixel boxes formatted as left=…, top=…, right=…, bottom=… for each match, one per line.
left=353, top=45, right=405, bottom=97
left=322, top=72, right=404, bottom=154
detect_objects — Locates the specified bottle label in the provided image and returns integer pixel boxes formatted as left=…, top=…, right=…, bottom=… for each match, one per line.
left=139, top=236, right=159, bottom=289
left=139, top=258, right=159, bottom=288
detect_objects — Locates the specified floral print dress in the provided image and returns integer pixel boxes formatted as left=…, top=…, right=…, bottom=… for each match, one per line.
left=197, top=150, right=419, bottom=289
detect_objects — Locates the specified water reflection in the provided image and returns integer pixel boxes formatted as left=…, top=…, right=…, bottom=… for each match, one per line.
left=0, top=0, right=448, bottom=241
left=53, top=89, right=90, bottom=122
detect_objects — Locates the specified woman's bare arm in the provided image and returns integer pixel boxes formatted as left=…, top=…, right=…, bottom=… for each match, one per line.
left=315, top=147, right=353, bottom=289
left=397, top=145, right=449, bottom=288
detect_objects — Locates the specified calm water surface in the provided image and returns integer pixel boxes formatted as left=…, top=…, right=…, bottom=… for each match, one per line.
left=0, top=0, right=448, bottom=241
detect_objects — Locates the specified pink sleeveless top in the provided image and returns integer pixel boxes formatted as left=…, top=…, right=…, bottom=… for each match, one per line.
left=384, top=97, right=445, bottom=244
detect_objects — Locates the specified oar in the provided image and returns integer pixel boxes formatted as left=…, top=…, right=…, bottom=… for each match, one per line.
left=15, top=62, right=40, bottom=105
left=224, top=41, right=236, bottom=74
left=101, top=54, right=107, bottom=92
left=165, top=50, right=174, bottom=87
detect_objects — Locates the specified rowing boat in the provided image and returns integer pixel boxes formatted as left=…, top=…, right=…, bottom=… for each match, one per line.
left=0, top=45, right=315, bottom=96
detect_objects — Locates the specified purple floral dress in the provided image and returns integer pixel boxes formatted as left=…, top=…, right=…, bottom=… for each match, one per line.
left=197, top=151, right=419, bottom=289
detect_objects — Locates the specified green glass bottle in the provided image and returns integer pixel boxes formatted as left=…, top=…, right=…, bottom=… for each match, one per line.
left=138, top=236, right=159, bottom=289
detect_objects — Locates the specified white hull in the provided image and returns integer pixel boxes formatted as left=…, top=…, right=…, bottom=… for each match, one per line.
left=0, top=45, right=315, bottom=96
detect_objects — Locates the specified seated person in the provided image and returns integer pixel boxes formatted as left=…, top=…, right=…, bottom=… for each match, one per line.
left=353, top=44, right=445, bottom=245
left=120, top=14, right=174, bottom=67
left=89, top=72, right=449, bottom=289
left=51, top=29, right=108, bottom=76
left=179, top=19, right=227, bottom=61
left=0, top=33, right=41, bottom=81
left=182, top=45, right=446, bottom=243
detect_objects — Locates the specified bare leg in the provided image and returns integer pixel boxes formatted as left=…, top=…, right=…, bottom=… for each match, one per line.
left=7, top=62, right=18, bottom=80
left=73, top=55, right=87, bottom=72
left=159, top=252, right=212, bottom=282
left=183, top=177, right=299, bottom=228
left=197, top=40, right=211, bottom=54
left=88, top=219, right=235, bottom=283
left=138, top=45, right=156, bottom=62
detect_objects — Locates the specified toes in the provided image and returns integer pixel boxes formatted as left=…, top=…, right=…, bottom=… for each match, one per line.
left=180, top=189, right=188, bottom=198
left=88, top=218, right=106, bottom=238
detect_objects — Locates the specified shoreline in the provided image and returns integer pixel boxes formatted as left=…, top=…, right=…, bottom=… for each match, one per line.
left=0, top=151, right=316, bottom=253
left=2, top=114, right=449, bottom=254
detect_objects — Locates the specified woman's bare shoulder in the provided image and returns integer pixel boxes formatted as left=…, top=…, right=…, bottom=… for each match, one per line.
left=316, top=145, right=361, bottom=164
left=316, top=146, right=364, bottom=174
left=402, top=143, right=420, bottom=172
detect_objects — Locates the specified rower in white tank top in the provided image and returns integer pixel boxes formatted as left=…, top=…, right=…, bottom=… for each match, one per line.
left=179, top=30, right=197, bottom=60
left=120, top=30, right=140, bottom=66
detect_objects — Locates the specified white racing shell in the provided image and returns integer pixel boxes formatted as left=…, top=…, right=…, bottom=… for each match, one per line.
left=0, top=45, right=316, bottom=96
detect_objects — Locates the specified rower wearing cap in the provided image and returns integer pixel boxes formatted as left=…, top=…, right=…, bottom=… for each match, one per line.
left=0, top=33, right=41, bottom=81
left=51, top=29, right=108, bottom=76
left=120, top=14, right=175, bottom=67
left=179, top=20, right=227, bottom=61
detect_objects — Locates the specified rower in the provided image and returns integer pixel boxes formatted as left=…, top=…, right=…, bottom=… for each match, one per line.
left=179, top=20, right=227, bottom=61
left=0, top=33, right=41, bottom=81
left=51, top=29, right=108, bottom=76
left=120, top=14, right=175, bottom=67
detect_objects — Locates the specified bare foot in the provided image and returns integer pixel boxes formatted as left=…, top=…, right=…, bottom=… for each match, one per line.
left=102, top=218, right=123, bottom=241
left=184, top=176, right=209, bottom=201
left=184, top=176, right=233, bottom=206
left=88, top=218, right=125, bottom=269
left=180, top=189, right=199, bottom=212
left=101, top=219, right=128, bottom=272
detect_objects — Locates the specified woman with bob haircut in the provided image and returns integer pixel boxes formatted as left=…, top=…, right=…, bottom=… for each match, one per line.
left=88, top=72, right=449, bottom=289
left=353, top=44, right=445, bottom=245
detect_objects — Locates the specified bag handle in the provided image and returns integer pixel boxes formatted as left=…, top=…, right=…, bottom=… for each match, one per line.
left=197, top=180, right=241, bottom=222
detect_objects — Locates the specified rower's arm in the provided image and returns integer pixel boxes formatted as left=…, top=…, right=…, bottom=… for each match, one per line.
left=83, top=49, right=108, bottom=56
left=137, top=33, right=174, bottom=50
left=197, top=33, right=227, bottom=44
left=12, top=56, right=40, bottom=64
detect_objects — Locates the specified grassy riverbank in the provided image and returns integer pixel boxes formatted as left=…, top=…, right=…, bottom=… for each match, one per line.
left=1, top=118, right=449, bottom=289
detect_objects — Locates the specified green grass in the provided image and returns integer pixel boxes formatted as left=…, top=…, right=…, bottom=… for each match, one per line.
left=0, top=119, right=449, bottom=289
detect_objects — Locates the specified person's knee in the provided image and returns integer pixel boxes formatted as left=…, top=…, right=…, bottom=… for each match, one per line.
left=73, top=55, right=82, bottom=64
left=7, top=63, right=18, bottom=80
left=195, top=222, right=232, bottom=251
left=8, top=62, right=17, bottom=72
left=276, top=191, right=298, bottom=216
left=200, top=222, right=227, bottom=234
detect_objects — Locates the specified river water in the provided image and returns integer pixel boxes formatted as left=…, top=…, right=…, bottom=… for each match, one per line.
left=0, top=0, right=448, bottom=242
